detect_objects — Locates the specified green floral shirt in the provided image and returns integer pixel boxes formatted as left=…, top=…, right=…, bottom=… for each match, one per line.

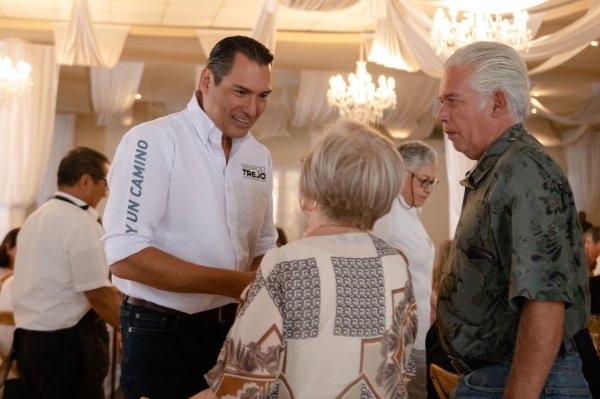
left=438, top=124, right=590, bottom=362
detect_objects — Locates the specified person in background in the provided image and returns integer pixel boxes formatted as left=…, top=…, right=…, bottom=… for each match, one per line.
left=194, top=119, right=416, bottom=398
left=579, top=211, right=593, bottom=233
left=585, top=226, right=600, bottom=276
left=585, top=227, right=600, bottom=317
left=435, top=41, right=590, bottom=398
left=372, top=140, right=438, bottom=399
left=0, top=228, right=19, bottom=284
left=12, top=147, right=121, bottom=399
left=102, top=36, right=277, bottom=399
left=275, top=226, right=288, bottom=247
left=0, top=228, right=19, bottom=357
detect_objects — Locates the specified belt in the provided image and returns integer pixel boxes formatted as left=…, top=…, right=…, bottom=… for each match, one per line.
left=450, top=336, right=578, bottom=375
left=450, top=356, right=494, bottom=375
left=123, top=295, right=238, bottom=323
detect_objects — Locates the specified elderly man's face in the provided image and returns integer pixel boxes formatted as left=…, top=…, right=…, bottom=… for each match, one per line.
left=200, top=52, right=272, bottom=140
left=436, top=65, right=498, bottom=161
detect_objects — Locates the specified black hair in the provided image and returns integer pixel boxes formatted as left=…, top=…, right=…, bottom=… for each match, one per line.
left=206, top=36, right=274, bottom=85
left=57, top=147, right=109, bottom=187
left=0, top=228, right=19, bottom=268
left=276, top=226, right=288, bottom=247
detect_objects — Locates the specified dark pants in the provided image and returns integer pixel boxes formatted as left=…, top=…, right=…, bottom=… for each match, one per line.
left=426, top=321, right=454, bottom=399
left=15, top=310, right=109, bottom=399
left=119, top=300, right=233, bottom=399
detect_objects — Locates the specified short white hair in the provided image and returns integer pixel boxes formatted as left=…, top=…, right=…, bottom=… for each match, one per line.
left=444, top=41, right=530, bottom=123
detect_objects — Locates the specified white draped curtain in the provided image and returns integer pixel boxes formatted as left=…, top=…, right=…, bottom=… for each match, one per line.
left=90, top=61, right=145, bottom=126
left=444, top=135, right=475, bottom=238
left=292, top=71, right=337, bottom=128
left=531, top=83, right=600, bottom=146
left=53, top=0, right=129, bottom=67
left=35, top=113, right=76, bottom=208
left=565, top=132, right=600, bottom=215
left=0, top=39, right=59, bottom=236
left=368, top=0, right=600, bottom=77
left=382, top=73, right=438, bottom=139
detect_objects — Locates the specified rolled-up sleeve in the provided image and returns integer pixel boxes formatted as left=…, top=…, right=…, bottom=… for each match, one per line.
left=102, top=126, right=173, bottom=265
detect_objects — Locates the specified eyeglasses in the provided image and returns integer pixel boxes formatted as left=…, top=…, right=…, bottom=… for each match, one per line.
left=411, top=173, right=439, bottom=189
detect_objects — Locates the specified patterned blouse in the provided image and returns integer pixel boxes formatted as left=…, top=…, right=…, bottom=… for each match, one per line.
left=206, top=232, right=417, bottom=398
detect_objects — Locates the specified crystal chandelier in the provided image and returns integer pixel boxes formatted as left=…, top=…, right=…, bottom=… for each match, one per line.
left=0, top=56, right=33, bottom=102
left=327, top=47, right=396, bottom=125
left=430, top=8, right=532, bottom=55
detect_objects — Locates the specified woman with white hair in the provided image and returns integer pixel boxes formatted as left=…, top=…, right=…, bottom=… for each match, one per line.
left=194, top=119, right=417, bottom=398
left=373, top=140, right=439, bottom=399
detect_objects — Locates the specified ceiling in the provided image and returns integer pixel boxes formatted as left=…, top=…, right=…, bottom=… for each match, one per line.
left=0, top=0, right=599, bottom=133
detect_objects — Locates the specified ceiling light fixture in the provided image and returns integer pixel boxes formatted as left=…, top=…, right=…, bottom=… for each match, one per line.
left=0, top=56, right=33, bottom=102
left=430, top=8, right=532, bottom=55
left=327, top=44, right=396, bottom=125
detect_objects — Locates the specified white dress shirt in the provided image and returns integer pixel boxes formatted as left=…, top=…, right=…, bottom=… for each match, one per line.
left=103, top=95, right=277, bottom=314
left=372, top=196, right=435, bottom=350
left=12, top=192, right=111, bottom=330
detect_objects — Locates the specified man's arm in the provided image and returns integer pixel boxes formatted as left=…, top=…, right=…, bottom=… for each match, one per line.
left=249, top=254, right=264, bottom=272
left=84, top=286, right=122, bottom=329
left=504, top=299, right=564, bottom=399
left=110, top=247, right=255, bottom=300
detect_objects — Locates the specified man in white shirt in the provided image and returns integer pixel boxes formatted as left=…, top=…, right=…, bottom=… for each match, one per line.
left=12, top=147, right=121, bottom=399
left=102, top=36, right=277, bottom=398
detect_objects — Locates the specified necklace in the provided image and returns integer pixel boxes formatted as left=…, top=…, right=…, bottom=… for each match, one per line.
left=304, top=223, right=364, bottom=238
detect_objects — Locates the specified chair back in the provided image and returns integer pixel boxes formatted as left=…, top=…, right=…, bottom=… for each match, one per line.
left=430, top=363, right=459, bottom=399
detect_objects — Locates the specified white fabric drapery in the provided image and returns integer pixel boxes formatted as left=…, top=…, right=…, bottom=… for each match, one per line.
left=251, top=0, right=365, bottom=52
left=444, top=135, right=476, bottom=238
left=53, top=0, right=129, bottom=67
left=90, top=61, right=145, bottom=126
left=35, top=113, right=76, bottom=208
left=252, top=88, right=292, bottom=140
left=565, top=131, right=600, bottom=214
left=291, top=70, right=337, bottom=128
left=368, top=0, right=600, bottom=78
left=251, top=0, right=278, bottom=53
left=382, top=73, right=438, bottom=139
left=0, top=39, right=59, bottom=236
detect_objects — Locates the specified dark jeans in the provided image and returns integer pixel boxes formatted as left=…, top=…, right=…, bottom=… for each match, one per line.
left=15, top=310, right=108, bottom=399
left=119, top=300, right=233, bottom=399
left=427, top=322, right=596, bottom=399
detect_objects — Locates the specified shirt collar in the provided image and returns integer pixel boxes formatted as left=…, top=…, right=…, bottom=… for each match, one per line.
left=187, top=92, right=251, bottom=149
left=54, top=191, right=99, bottom=220
left=55, top=191, right=87, bottom=207
left=461, top=123, right=525, bottom=189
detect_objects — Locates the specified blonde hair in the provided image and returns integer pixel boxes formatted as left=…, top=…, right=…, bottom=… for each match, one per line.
left=300, top=119, right=405, bottom=230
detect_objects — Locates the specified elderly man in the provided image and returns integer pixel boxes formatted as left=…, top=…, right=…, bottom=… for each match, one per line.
left=435, top=41, right=590, bottom=398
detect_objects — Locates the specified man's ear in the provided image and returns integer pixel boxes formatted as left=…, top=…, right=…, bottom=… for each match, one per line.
left=491, top=90, right=507, bottom=117
left=199, top=68, right=212, bottom=93
left=78, top=173, right=94, bottom=193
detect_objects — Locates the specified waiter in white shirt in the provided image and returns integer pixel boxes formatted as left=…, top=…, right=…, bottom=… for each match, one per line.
left=13, top=147, right=120, bottom=399
left=102, top=36, right=277, bottom=399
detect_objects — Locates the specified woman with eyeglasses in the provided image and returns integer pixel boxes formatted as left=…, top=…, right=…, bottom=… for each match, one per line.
left=372, top=140, right=438, bottom=399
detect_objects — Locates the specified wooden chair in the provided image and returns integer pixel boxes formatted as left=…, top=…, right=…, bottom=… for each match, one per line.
left=430, top=363, right=459, bottom=399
